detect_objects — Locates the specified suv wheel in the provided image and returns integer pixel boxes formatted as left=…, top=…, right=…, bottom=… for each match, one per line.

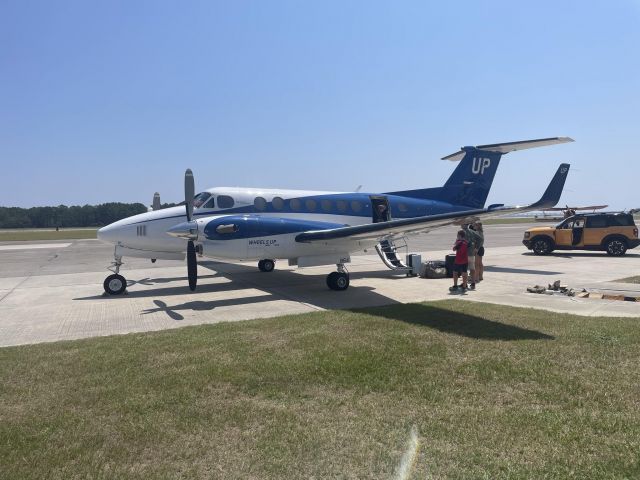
left=605, top=238, right=627, bottom=256
left=531, top=238, right=552, bottom=255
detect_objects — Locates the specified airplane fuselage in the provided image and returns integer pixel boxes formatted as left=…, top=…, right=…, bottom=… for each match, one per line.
left=98, top=186, right=470, bottom=261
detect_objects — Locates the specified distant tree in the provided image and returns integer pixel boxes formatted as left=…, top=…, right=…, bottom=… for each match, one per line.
left=0, top=203, right=148, bottom=228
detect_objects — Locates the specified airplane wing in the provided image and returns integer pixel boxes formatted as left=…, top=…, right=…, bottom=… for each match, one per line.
left=296, top=164, right=569, bottom=246
left=543, top=205, right=608, bottom=212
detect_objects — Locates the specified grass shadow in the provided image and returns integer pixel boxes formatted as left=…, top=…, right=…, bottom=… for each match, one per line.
left=356, top=303, right=554, bottom=341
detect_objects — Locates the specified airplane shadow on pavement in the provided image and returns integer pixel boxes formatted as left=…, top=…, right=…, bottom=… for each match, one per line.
left=74, top=260, right=553, bottom=340
left=483, top=266, right=563, bottom=275
left=353, top=303, right=554, bottom=341
left=141, top=297, right=276, bottom=321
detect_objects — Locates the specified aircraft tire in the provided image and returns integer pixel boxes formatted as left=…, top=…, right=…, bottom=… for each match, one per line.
left=258, top=259, right=275, bottom=272
left=104, top=274, right=127, bottom=295
left=327, top=272, right=349, bottom=291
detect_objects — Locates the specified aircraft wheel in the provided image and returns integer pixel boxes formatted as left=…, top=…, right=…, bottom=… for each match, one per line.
left=258, top=259, right=275, bottom=272
left=104, top=274, right=127, bottom=295
left=327, top=271, right=349, bottom=291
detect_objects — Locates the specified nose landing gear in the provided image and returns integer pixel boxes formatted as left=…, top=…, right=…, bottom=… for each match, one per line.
left=103, top=252, right=127, bottom=295
left=326, top=264, right=350, bottom=291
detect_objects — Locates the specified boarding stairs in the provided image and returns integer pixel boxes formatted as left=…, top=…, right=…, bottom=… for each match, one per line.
left=375, top=238, right=412, bottom=272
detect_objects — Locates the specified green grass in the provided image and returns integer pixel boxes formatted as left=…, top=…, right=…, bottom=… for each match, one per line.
left=1, top=300, right=639, bottom=479
left=0, top=228, right=97, bottom=241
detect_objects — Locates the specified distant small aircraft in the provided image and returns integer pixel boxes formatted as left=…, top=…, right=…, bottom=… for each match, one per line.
left=97, top=137, right=572, bottom=294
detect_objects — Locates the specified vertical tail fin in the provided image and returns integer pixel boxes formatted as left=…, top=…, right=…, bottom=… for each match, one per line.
left=438, top=147, right=504, bottom=208
left=386, top=137, right=574, bottom=209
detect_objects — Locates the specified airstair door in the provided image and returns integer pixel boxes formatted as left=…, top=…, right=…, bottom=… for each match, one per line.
left=370, top=196, right=391, bottom=223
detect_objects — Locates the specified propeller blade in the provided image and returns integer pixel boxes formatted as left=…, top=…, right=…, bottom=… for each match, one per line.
left=187, top=240, right=197, bottom=291
left=185, top=168, right=195, bottom=221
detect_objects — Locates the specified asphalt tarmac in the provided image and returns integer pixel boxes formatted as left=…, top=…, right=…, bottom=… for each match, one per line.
left=1, top=223, right=639, bottom=347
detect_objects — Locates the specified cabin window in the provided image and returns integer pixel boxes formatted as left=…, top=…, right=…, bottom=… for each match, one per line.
left=336, top=200, right=348, bottom=213
left=321, top=200, right=332, bottom=212
left=290, top=198, right=302, bottom=211
left=350, top=200, right=363, bottom=213
left=217, top=195, right=235, bottom=209
left=305, top=199, right=317, bottom=211
left=201, top=196, right=215, bottom=209
left=216, top=224, right=239, bottom=234
left=254, top=197, right=267, bottom=211
left=272, top=196, right=284, bottom=210
left=398, top=203, right=408, bottom=213
left=193, top=192, right=212, bottom=208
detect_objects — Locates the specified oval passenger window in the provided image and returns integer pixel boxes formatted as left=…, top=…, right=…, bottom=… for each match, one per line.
left=290, top=199, right=302, bottom=211
left=272, top=196, right=284, bottom=210
left=254, top=197, right=267, bottom=211
left=217, top=195, right=235, bottom=209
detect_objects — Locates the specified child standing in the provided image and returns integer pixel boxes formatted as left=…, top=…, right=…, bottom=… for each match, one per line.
left=450, top=230, right=469, bottom=292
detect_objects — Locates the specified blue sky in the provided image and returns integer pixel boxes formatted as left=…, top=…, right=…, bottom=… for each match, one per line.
left=1, top=1, right=639, bottom=209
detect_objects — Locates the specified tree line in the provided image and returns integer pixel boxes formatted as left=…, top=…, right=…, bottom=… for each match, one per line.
left=0, top=203, right=172, bottom=229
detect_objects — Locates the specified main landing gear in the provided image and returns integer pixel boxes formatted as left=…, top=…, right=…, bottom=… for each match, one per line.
left=103, top=254, right=127, bottom=295
left=258, top=259, right=275, bottom=272
left=326, top=264, right=349, bottom=291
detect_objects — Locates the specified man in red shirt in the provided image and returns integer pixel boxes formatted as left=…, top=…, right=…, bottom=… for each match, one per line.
left=450, top=230, right=469, bottom=292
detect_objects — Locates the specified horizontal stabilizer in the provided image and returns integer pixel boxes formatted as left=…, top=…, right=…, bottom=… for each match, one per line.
left=442, top=137, right=574, bottom=161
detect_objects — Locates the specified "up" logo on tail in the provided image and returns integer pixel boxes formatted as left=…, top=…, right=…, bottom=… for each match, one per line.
left=472, top=157, right=491, bottom=175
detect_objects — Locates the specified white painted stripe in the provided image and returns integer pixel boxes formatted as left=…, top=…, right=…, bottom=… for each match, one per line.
left=0, top=243, right=72, bottom=251
left=394, top=425, right=420, bottom=480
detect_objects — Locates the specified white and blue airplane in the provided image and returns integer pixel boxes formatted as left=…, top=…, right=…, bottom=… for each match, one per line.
left=97, top=137, right=573, bottom=294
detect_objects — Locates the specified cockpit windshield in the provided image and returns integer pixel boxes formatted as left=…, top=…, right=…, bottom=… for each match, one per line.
left=193, top=192, right=212, bottom=208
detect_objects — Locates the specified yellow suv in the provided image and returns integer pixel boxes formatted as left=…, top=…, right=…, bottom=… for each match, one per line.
left=523, top=213, right=639, bottom=256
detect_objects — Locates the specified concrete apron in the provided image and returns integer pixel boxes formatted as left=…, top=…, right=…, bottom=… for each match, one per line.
left=0, top=245, right=638, bottom=347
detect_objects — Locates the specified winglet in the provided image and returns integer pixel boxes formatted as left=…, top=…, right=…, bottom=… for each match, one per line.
left=527, top=163, right=570, bottom=210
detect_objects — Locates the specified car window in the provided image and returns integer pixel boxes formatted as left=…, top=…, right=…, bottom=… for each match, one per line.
left=573, top=218, right=585, bottom=228
left=608, top=214, right=633, bottom=227
left=586, top=216, right=607, bottom=228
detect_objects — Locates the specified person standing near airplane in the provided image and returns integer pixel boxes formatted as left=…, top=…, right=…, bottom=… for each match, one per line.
left=450, top=230, right=469, bottom=292
left=464, top=223, right=481, bottom=289
left=474, top=222, right=485, bottom=281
